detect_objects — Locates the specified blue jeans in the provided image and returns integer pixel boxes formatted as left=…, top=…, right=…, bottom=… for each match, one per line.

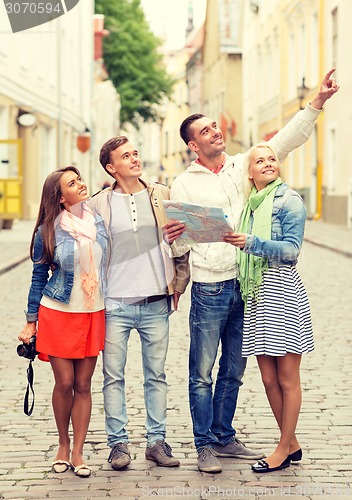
left=189, top=279, right=246, bottom=449
left=103, top=297, right=169, bottom=447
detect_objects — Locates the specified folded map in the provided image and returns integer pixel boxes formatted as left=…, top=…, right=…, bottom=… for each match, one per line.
left=163, top=200, right=233, bottom=243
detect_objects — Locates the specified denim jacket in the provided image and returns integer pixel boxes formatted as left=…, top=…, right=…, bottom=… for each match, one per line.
left=25, top=213, right=108, bottom=322
left=243, top=183, right=306, bottom=266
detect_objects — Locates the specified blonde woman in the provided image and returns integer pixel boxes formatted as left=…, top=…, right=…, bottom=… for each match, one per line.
left=224, top=145, right=314, bottom=473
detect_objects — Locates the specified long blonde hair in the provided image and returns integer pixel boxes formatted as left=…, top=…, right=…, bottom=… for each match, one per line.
left=242, top=143, right=283, bottom=200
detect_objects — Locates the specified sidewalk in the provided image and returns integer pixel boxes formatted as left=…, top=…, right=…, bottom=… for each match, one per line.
left=0, top=218, right=351, bottom=274
left=0, top=219, right=35, bottom=275
left=304, top=219, right=352, bottom=258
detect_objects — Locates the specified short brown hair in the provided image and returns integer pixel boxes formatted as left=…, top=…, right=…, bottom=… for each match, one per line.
left=99, top=136, right=129, bottom=177
left=180, top=114, right=205, bottom=145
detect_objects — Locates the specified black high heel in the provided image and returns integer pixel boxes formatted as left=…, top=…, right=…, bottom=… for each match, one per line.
left=288, top=448, right=302, bottom=462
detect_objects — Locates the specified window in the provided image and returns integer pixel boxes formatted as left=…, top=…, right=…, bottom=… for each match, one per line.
left=164, top=130, right=169, bottom=157
left=288, top=33, right=295, bottom=99
left=309, top=126, right=318, bottom=214
left=40, top=125, right=56, bottom=184
left=287, top=152, right=294, bottom=187
left=299, top=144, right=305, bottom=187
left=298, top=23, right=306, bottom=87
left=310, top=12, right=319, bottom=86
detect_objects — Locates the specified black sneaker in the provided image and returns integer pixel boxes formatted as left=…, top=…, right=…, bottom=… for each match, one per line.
left=108, top=442, right=131, bottom=470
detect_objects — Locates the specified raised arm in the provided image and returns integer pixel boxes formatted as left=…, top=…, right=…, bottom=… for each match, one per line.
left=309, top=68, right=339, bottom=110
left=268, top=68, right=339, bottom=164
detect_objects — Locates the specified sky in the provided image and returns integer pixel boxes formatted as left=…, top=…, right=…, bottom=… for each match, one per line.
left=140, top=0, right=207, bottom=50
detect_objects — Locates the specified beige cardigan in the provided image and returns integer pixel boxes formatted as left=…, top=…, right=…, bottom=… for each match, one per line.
left=88, top=179, right=190, bottom=296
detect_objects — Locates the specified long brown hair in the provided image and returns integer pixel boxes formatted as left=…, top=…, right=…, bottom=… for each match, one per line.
left=30, top=166, right=81, bottom=263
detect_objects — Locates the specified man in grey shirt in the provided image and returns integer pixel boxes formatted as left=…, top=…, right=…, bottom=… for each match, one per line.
left=89, top=136, right=190, bottom=470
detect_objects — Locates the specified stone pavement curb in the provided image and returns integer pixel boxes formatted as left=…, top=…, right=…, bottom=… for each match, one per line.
left=304, top=235, right=352, bottom=259
left=0, top=254, right=30, bottom=276
left=0, top=220, right=34, bottom=276
left=304, top=220, right=352, bottom=259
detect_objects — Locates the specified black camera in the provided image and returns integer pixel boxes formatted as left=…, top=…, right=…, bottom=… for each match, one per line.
left=17, top=336, right=38, bottom=361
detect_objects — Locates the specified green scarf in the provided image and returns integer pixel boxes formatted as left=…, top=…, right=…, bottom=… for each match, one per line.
left=238, top=177, right=283, bottom=309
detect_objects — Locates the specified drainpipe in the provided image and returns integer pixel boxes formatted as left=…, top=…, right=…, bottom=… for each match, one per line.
left=313, top=0, right=324, bottom=220
left=57, top=16, right=62, bottom=166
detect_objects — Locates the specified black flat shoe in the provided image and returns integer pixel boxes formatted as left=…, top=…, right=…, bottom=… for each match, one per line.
left=252, top=457, right=290, bottom=473
left=288, top=448, right=302, bottom=462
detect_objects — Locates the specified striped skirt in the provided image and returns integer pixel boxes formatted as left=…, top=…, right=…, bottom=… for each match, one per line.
left=242, top=265, right=314, bottom=357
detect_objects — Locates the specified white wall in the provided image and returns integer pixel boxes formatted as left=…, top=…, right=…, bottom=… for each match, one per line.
left=0, top=1, right=95, bottom=216
left=0, top=0, right=93, bottom=152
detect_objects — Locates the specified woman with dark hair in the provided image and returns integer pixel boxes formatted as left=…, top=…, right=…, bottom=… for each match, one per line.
left=19, top=167, right=108, bottom=477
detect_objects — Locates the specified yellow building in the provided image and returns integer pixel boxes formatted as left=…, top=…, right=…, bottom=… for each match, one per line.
left=242, top=0, right=350, bottom=224
left=160, top=46, right=195, bottom=186
left=160, top=0, right=245, bottom=183
left=202, top=0, right=243, bottom=156
left=152, top=0, right=350, bottom=225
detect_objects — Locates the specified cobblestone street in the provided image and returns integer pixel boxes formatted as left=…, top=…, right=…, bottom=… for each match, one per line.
left=0, top=229, right=351, bottom=499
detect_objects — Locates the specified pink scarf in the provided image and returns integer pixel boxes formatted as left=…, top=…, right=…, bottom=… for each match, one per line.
left=59, top=204, right=98, bottom=309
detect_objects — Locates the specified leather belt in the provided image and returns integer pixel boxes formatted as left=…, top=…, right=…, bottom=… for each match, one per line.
left=115, top=295, right=167, bottom=306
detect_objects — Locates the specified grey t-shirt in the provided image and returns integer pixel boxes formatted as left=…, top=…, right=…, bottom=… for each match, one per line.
left=106, top=189, right=167, bottom=299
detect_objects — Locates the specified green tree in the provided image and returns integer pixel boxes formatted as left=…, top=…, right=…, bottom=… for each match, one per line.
left=95, top=0, right=174, bottom=128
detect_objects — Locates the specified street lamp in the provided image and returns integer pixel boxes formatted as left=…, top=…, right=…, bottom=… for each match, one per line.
left=297, top=77, right=309, bottom=110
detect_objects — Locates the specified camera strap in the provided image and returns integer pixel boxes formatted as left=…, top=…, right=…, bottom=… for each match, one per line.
left=24, top=360, right=35, bottom=416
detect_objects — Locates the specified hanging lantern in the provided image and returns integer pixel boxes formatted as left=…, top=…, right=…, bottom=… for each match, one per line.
left=77, top=128, right=91, bottom=153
